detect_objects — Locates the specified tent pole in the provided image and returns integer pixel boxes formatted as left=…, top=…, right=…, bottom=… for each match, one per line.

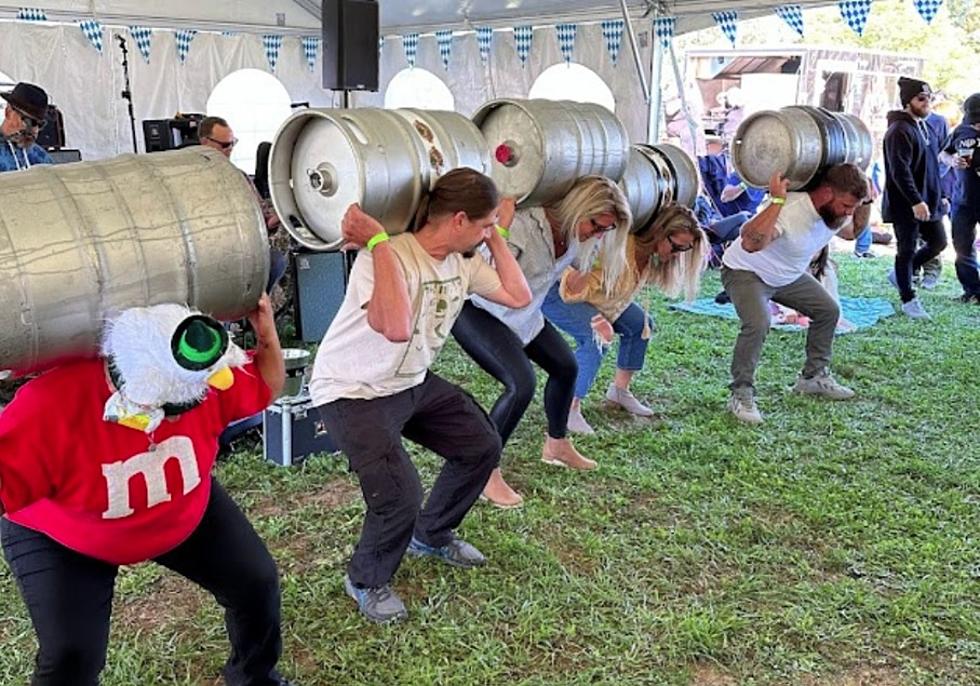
left=648, top=38, right=664, bottom=143
left=669, top=42, right=700, bottom=156
left=618, top=0, right=650, bottom=104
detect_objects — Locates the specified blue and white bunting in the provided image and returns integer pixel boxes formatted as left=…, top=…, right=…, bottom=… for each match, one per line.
left=262, top=34, right=283, bottom=71
left=838, top=0, right=873, bottom=36
left=79, top=20, right=103, bottom=53
left=514, top=25, right=533, bottom=67
left=653, top=16, right=676, bottom=48
left=221, top=31, right=239, bottom=37
left=302, top=36, right=319, bottom=72
left=600, top=19, right=624, bottom=65
left=476, top=26, right=493, bottom=64
left=402, top=33, right=419, bottom=67
left=436, top=29, right=453, bottom=70
left=712, top=11, right=739, bottom=47
left=555, top=23, right=577, bottom=64
left=16, top=8, right=46, bottom=21
left=175, top=29, right=197, bottom=63
left=775, top=4, right=805, bottom=37
left=129, top=26, right=152, bottom=63
left=913, top=0, right=944, bottom=23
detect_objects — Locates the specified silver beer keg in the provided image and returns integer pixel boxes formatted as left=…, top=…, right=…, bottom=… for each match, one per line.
left=732, top=106, right=873, bottom=190
left=0, top=147, right=268, bottom=371
left=269, top=108, right=491, bottom=251
left=619, top=143, right=698, bottom=234
left=472, top=99, right=630, bottom=207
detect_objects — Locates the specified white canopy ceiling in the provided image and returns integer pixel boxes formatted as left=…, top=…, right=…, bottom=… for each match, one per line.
left=0, top=0, right=838, bottom=35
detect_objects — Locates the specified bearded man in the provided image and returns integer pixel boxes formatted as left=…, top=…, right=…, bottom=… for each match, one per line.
left=720, top=163, right=868, bottom=424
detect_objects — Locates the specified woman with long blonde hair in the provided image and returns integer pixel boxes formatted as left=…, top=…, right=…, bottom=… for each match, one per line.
left=542, top=203, right=707, bottom=433
left=452, top=176, right=631, bottom=508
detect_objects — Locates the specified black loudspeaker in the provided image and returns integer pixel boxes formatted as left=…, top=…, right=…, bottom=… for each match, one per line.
left=35, top=105, right=66, bottom=148
left=46, top=148, right=81, bottom=164
left=293, top=251, right=352, bottom=342
left=322, top=0, right=379, bottom=91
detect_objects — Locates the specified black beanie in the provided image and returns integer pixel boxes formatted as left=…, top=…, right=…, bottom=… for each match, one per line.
left=898, top=76, right=932, bottom=107
left=964, top=93, right=980, bottom=125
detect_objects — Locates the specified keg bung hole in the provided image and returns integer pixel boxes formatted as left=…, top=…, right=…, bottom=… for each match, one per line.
left=307, top=164, right=338, bottom=197
left=495, top=141, right=519, bottom=167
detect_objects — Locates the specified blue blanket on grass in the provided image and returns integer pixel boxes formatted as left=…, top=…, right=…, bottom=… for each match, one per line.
left=669, top=296, right=895, bottom=334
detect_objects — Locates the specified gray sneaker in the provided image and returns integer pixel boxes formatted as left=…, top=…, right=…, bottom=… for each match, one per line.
left=901, top=297, right=930, bottom=319
left=605, top=383, right=655, bottom=417
left=407, top=535, right=486, bottom=568
left=343, top=574, right=408, bottom=624
left=727, top=387, right=763, bottom=424
left=792, top=372, right=855, bottom=400
left=920, top=272, right=940, bottom=290
left=566, top=405, right=595, bottom=434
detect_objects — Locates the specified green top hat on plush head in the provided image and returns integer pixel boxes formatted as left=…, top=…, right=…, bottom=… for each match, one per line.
left=171, top=315, right=229, bottom=371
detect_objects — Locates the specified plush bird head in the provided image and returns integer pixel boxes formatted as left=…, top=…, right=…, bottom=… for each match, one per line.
left=101, top=304, right=248, bottom=432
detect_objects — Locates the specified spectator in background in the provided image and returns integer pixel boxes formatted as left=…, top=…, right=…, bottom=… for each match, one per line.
left=0, top=82, right=53, bottom=172
left=200, top=116, right=286, bottom=294
left=941, top=93, right=980, bottom=303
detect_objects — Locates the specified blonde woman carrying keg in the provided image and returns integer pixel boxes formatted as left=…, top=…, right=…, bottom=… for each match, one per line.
left=541, top=204, right=708, bottom=434
left=451, top=176, right=631, bottom=508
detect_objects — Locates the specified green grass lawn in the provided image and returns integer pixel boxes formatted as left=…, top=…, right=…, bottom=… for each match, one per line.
left=2, top=250, right=979, bottom=685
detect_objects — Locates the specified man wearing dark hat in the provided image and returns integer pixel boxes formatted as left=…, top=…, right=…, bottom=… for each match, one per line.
left=0, top=82, right=53, bottom=172
left=940, top=93, right=980, bottom=303
left=882, top=76, right=946, bottom=319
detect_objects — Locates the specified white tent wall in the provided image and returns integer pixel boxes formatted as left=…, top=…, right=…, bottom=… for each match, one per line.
left=354, top=24, right=653, bottom=142
left=0, top=21, right=335, bottom=161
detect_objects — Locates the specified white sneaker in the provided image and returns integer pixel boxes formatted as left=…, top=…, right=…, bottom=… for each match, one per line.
left=605, top=383, right=655, bottom=417
left=727, top=388, right=763, bottom=424
left=566, top=405, right=595, bottom=435
left=792, top=372, right=855, bottom=400
left=901, top=298, right=930, bottom=319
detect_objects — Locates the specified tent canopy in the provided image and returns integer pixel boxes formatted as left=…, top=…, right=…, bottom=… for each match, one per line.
left=0, top=1, right=837, bottom=35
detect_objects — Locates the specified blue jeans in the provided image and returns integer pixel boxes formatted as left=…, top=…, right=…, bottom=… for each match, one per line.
left=854, top=222, right=873, bottom=254
left=951, top=204, right=980, bottom=296
left=541, top=283, right=651, bottom=399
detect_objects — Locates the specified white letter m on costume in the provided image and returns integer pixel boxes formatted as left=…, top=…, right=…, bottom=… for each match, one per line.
left=101, top=436, right=201, bottom=519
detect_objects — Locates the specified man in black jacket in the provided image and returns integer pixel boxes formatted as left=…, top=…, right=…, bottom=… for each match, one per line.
left=882, top=76, right=946, bottom=319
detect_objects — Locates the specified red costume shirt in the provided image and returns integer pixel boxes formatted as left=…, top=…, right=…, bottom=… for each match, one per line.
left=0, top=358, right=271, bottom=565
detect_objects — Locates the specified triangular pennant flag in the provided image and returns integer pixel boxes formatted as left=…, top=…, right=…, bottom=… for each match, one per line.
left=913, top=0, right=944, bottom=23
left=302, top=36, right=319, bottom=72
left=16, top=8, right=47, bottom=21
left=600, top=19, right=625, bottom=65
left=555, top=23, right=577, bottom=64
left=129, top=26, right=152, bottom=63
left=513, top=25, right=533, bottom=67
left=263, top=34, right=283, bottom=71
left=402, top=32, right=419, bottom=67
left=221, top=31, right=239, bottom=37
left=175, top=29, right=197, bottom=63
left=775, top=4, right=805, bottom=37
left=653, top=16, right=675, bottom=48
left=838, top=0, right=873, bottom=36
left=436, top=29, right=453, bottom=70
left=476, top=26, right=493, bottom=64
left=79, top=20, right=103, bottom=53
left=712, top=11, right=739, bottom=47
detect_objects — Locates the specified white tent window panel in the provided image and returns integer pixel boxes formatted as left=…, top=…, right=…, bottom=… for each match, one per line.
left=206, top=69, right=292, bottom=174
left=384, top=68, right=455, bottom=111
left=0, top=71, right=16, bottom=103
left=529, top=63, right=615, bottom=112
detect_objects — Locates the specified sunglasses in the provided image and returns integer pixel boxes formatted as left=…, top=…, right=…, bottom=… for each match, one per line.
left=13, top=108, right=46, bottom=130
left=668, top=236, right=694, bottom=253
left=204, top=136, right=238, bottom=150
left=589, top=217, right=617, bottom=234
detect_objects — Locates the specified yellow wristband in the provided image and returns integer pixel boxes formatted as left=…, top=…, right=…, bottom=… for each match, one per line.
left=771, top=196, right=786, bottom=206
left=366, top=231, right=390, bottom=251
left=495, top=224, right=510, bottom=239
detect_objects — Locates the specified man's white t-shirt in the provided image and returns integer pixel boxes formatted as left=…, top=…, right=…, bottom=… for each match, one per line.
left=723, top=192, right=850, bottom=287
left=309, top=233, right=502, bottom=405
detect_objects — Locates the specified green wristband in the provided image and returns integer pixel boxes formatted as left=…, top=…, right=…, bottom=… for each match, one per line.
left=771, top=196, right=786, bottom=206
left=495, top=225, right=510, bottom=239
left=366, top=231, right=390, bottom=251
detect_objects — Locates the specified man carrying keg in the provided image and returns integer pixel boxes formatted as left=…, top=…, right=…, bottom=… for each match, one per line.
left=0, top=82, right=53, bottom=172
left=722, top=163, right=866, bottom=424
left=310, top=169, right=531, bottom=623
left=882, top=77, right=946, bottom=319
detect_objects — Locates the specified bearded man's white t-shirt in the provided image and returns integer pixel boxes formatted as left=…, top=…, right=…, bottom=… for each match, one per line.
left=722, top=192, right=851, bottom=288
